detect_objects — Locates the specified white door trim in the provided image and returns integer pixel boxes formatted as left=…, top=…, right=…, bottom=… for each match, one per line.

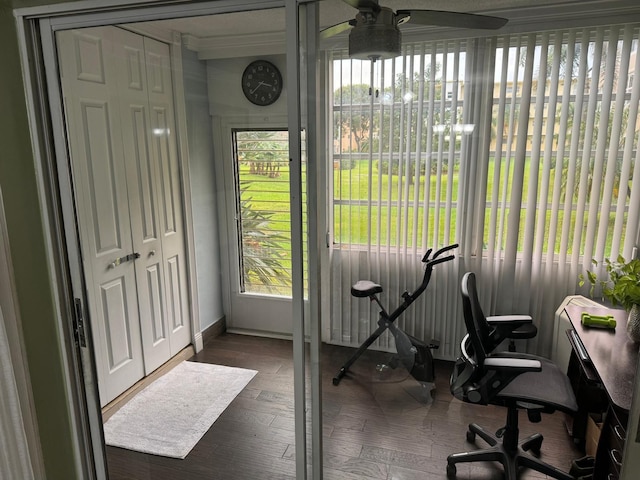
left=13, top=14, right=108, bottom=479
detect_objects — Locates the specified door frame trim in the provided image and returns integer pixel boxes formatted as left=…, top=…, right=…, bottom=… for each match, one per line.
left=15, top=15, right=103, bottom=479
left=214, top=118, right=292, bottom=334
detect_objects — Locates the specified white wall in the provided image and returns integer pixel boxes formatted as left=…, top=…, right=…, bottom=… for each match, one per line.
left=181, top=47, right=224, bottom=331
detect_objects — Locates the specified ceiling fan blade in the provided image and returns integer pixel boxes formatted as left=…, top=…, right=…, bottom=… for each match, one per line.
left=320, top=20, right=354, bottom=40
left=342, top=0, right=380, bottom=12
left=397, top=9, right=508, bottom=30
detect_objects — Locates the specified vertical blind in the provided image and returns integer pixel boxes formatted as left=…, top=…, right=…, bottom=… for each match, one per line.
left=328, top=24, right=640, bottom=359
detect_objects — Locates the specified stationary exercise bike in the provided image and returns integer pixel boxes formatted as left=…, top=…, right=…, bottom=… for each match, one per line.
left=332, top=243, right=458, bottom=387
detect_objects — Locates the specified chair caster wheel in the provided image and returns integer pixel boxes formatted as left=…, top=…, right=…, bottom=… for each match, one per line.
left=528, top=438, right=542, bottom=454
left=522, top=434, right=543, bottom=454
left=446, top=463, right=457, bottom=478
left=466, top=430, right=476, bottom=443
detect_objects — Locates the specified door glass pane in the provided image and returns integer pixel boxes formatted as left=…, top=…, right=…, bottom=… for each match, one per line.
left=233, top=129, right=307, bottom=296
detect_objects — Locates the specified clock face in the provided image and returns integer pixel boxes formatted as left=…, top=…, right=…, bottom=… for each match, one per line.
left=241, top=60, right=283, bottom=106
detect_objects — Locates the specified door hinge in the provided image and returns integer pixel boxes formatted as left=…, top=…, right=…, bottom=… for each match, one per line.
left=74, top=298, right=87, bottom=348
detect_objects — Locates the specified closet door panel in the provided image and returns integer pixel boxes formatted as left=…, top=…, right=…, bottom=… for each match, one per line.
left=114, top=29, right=172, bottom=375
left=101, top=276, right=137, bottom=370
left=57, top=27, right=145, bottom=406
left=81, top=101, right=121, bottom=252
left=144, top=37, right=191, bottom=354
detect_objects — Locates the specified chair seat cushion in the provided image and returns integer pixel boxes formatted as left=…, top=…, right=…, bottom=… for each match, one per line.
left=492, top=353, right=578, bottom=413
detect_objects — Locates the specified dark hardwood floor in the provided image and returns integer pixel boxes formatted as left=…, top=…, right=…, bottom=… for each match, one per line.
left=106, top=333, right=582, bottom=479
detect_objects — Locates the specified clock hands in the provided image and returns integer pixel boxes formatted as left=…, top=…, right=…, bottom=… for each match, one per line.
left=250, top=81, right=273, bottom=95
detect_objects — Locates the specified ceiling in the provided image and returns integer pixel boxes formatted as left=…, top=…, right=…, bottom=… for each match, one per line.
left=129, top=1, right=555, bottom=37
left=124, top=0, right=640, bottom=58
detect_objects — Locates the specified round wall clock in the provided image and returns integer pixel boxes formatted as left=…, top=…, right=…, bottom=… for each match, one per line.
left=241, top=60, right=283, bottom=106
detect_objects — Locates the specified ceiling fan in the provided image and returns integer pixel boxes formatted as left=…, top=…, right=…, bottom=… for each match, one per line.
left=321, top=0, right=508, bottom=61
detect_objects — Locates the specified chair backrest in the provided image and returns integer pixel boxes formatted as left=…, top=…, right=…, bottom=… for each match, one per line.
left=460, top=271, right=490, bottom=366
left=450, top=272, right=489, bottom=403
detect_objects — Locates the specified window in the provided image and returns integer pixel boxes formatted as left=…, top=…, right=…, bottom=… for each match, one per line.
left=332, top=42, right=468, bottom=251
left=330, top=25, right=640, bottom=261
left=488, top=27, right=640, bottom=261
left=233, top=129, right=307, bottom=296
left=328, top=24, right=640, bottom=358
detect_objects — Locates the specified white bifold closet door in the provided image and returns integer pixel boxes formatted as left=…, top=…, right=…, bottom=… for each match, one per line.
left=57, top=26, right=190, bottom=407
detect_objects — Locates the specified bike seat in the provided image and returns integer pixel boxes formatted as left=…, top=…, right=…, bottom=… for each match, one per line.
left=351, top=280, right=383, bottom=297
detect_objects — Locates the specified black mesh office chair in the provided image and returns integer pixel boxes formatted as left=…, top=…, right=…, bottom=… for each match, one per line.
left=447, top=272, right=578, bottom=480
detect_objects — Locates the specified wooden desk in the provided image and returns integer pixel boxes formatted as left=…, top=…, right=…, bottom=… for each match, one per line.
left=565, top=305, right=637, bottom=411
left=564, top=305, right=640, bottom=479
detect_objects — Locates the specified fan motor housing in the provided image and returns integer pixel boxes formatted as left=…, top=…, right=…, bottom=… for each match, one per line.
left=349, top=7, right=401, bottom=60
left=349, top=26, right=401, bottom=60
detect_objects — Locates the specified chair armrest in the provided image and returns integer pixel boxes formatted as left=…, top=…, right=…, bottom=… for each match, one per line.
left=486, top=315, right=532, bottom=325
left=487, top=315, right=537, bottom=341
left=484, top=357, right=541, bottom=373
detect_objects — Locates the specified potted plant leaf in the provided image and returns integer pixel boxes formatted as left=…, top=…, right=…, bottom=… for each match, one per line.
left=579, top=256, right=640, bottom=342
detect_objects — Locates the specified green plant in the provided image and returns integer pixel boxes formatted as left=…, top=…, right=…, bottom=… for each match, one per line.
left=579, top=256, right=640, bottom=311
left=239, top=191, right=292, bottom=294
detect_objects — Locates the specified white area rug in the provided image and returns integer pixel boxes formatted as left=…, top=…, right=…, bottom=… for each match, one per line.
left=103, top=361, right=257, bottom=459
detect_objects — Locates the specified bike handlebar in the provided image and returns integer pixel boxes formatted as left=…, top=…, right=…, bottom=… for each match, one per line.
left=433, top=243, right=459, bottom=259
left=421, top=248, right=433, bottom=262
left=429, top=254, right=455, bottom=267
left=422, top=243, right=459, bottom=263
left=386, top=244, right=458, bottom=322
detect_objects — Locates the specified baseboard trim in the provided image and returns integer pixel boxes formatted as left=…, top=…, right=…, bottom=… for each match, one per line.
left=225, top=327, right=292, bottom=341
left=202, top=317, right=226, bottom=345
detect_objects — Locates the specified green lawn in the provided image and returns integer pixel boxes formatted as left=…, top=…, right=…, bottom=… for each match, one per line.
left=240, top=157, right=620, bottom=263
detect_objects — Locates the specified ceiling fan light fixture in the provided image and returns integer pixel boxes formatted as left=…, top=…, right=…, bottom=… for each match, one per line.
left=349, top=24, right=401, bottom=61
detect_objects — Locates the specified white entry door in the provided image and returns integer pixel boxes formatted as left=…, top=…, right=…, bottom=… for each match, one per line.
left=57, top=26, right=190, bottom=406
left=218, top=128, right=307, bottom=336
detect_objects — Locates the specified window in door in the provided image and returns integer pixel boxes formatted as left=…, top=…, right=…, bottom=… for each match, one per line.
left=232, top=129, right=307, bottom=297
